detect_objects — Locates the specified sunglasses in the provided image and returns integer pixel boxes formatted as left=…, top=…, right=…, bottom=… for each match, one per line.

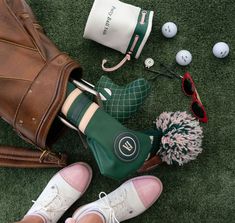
left=181, top=72, right=208, bottom=123
left=145, top=63, right=208, bottom=123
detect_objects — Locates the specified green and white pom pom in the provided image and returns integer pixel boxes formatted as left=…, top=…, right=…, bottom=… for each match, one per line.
left=156, top=111, right=203, bottom=166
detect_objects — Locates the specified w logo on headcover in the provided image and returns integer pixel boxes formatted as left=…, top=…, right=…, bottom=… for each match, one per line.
left=122, top=140, right=133, bottom=151
left=114, top=132, right=140, bottom=162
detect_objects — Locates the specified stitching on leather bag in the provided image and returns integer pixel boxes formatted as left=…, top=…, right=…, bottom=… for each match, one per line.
left=19, top=14, right=47, bottom=61
left=4, top=0, right=35, bottom=46
left=4, top=0, right=46, bottom=61
left=0, top=76, right=31, bottom=82
left=0, top=39, right=37, bottom=51
left=36, top=57, right=74, bottom=147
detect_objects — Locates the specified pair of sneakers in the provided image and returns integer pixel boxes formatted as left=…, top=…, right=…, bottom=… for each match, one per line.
left=22, top=162, right=163, bottom=223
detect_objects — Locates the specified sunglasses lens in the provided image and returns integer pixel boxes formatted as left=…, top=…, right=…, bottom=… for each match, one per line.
left=192, top=101, right=205, bottom=118
left=183, top=78, right=194, bottom=95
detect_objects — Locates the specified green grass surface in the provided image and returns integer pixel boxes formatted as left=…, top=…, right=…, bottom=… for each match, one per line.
left=0, top=0, right=235, bottom=222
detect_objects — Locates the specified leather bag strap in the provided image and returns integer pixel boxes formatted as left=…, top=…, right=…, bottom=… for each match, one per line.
left=0, top=145, right=67, bottom=168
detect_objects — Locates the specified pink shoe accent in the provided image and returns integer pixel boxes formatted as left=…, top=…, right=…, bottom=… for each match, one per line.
left=65, top=218, right=76, bottom=223
left=60, top=162, right=92, bottom=193
left=132, top=176, right=163, bottom=208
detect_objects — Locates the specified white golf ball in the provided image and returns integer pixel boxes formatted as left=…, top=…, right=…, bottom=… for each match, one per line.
left=176, top=50, right=192, bottom=66
left=212, top=42, right=229, bottom=58
left=161, top=22, right=178, bottom=38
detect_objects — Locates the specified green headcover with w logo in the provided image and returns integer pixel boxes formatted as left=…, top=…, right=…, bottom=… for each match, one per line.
left=66, top=82, right=152, bottom=180
left=95, top=76, right=151, bottom=122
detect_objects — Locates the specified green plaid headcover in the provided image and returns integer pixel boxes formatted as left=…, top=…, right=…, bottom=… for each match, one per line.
left=95, top=76, right=151, bottom=122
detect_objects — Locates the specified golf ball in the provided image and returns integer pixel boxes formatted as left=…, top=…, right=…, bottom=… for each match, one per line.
left=162, top=22, right=178, bottom=38
left=212, top=42, right=229, bottom=58
left=176, top=50, right=192, bottom=66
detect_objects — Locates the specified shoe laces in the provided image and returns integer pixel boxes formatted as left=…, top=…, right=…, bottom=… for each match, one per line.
left=32, top=184, right=72, bottom=215
left=97, top=188, right=128, bottom=223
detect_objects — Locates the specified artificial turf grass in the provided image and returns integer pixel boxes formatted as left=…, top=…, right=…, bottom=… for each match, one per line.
left=0, top=0, right=234, bottom=222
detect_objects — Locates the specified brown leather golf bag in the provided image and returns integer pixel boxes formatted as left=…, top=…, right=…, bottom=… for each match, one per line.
left=0, top=0, right=83, bottom=167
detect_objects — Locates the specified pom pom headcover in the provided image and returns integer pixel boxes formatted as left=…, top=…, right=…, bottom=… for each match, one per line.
left=155, top=111, right=203, bottom=166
